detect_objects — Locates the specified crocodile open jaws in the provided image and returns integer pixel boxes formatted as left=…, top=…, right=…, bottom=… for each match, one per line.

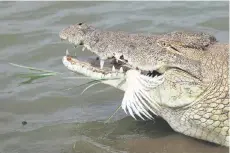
left=59, top=23, right=229, bottom=147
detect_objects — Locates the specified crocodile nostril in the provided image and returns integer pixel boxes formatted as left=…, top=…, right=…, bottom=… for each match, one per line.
left=79, top=41, right=84, bottom=45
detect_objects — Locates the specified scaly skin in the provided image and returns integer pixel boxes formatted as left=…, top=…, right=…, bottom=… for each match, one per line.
left=59, top=23, right=229, bottom=146
left=156, top=43, right=229, bottom=146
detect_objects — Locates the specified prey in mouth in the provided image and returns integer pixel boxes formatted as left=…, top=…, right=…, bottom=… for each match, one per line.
left=60, top=23, right=165, bottom=120
left=62, top=48, right=165, bottom=120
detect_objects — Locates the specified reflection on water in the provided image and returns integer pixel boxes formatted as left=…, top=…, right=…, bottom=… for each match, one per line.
left=0, top=1, right=228, bottom=153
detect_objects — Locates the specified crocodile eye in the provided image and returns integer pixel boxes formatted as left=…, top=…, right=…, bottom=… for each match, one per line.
left=157, top=41, right=167, bottom=47
left=158, top=41, right=166, bottom=46
left=78, top=22, right=83, bottom=25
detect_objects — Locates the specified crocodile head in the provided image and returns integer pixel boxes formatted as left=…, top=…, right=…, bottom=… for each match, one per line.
left=60, top=23, right=218, bottom=79
left=59, top=23, right=229, bottom=146
left=60, top=23, right=164, bottom=87
left=59, top=22, right=214, bottom=114
left=62, top=23, right=190, bottom=79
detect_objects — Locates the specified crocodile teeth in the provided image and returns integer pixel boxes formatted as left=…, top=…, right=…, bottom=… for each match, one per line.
left=119, top=67, right=123, bottom=73
left=115, top=55, right=120, bottom=63
left=100, top=60, right=104, bottom=69
left=66, top=49, right=69, bottom=56
left=112, top=65, right=116, bottom=72
left=82, top=47, right=86, bottom=51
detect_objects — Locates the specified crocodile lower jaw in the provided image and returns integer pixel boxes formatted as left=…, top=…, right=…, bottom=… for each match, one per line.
left=62, top=53, right=126, bottom=80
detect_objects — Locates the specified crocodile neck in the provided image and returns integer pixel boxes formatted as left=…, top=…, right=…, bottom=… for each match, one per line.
left=159, top=43, right=229, bottom=146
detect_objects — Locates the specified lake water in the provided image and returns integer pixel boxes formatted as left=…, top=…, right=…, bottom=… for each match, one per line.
left=0, top=1, right=229, bottom=153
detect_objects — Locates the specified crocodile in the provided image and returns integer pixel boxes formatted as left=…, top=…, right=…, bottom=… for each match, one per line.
left=59, top=23, right=229, bottom=147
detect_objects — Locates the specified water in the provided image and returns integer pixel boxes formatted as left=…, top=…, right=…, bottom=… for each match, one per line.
left=0, top=1, right=228, bottom=153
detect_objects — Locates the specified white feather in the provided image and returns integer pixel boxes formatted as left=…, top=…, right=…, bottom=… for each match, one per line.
left=134, top=91, right=153, bottom=119
left=122, top=70, right=165, bottom=120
